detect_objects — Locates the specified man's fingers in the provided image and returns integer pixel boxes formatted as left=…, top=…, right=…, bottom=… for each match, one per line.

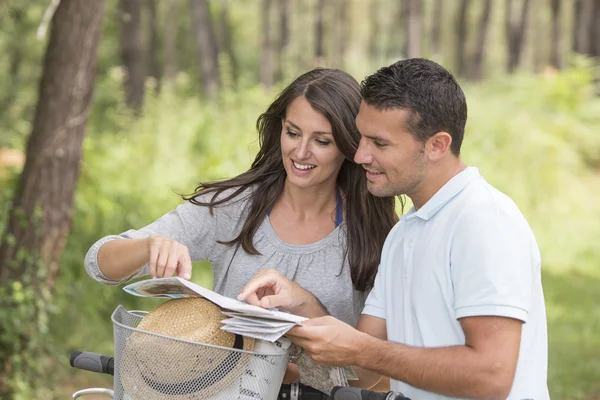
left=259, top=294, right=284, bottom=309
left=285, top=329, right=316, bottom=350
left=243, top=291, right=262, bottom=307
left=238, top=276, right=276, bottom=301
left=287, top=325, right=315, bottom=340
left=300, top=316, right=331, bottom=327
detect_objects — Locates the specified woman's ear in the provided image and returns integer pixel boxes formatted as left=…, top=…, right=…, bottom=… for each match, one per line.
left=426, top=132, right=452, bottom=161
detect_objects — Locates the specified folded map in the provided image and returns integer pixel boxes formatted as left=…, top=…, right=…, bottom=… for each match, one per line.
left=123, top=277, right=307, bottom=342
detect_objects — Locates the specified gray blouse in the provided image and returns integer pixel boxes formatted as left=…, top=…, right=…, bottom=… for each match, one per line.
left=84, top=187, right=366, bottom=327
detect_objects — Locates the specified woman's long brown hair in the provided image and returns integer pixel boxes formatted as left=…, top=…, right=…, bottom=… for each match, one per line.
left=184, top=69, right=397, bottom=292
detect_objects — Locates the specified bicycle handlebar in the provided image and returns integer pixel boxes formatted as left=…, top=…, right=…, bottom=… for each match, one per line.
left=329, top=386, right=411, bottom=400
left=70, top=351, right=114, bottom=376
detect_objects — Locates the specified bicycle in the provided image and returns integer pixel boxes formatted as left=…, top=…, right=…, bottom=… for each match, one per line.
left=69, top=304, right=411, bottom=400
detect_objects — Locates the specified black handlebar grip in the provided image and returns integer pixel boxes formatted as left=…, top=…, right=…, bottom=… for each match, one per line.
left=329, top=386, right=412, bottom=400
left=70, top=351, right=114, bottom=376
left=329, top=386, right=389, bottom=400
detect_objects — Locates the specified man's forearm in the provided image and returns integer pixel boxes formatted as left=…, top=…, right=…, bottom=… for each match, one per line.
left=354, top=334, right=512, bottom=400
left=348, top=365, right=386, bottom=390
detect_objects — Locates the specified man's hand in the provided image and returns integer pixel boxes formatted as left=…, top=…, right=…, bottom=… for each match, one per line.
left=238, top=269, right=327, bottom=317
left=286, top=316, right=366, bottom=366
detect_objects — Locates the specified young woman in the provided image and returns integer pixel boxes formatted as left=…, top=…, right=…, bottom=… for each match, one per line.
left=84, top=68, right=397, bottom=398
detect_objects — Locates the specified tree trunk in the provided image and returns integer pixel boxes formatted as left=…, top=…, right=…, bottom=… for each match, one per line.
left=190, top=0, right=221, bottom=99
left=275, top=0, right=291, bottom=82
left=550, top=0, right=561, bottom=69
left=368, top=0, right=380, bottom=62
left=315, top=0, right=326, bottom=66
left=471, top=0, right=492, bottom=80
left=386, top=0, right=403, bottom=58
left=591, top=0, right=600, bottom=58
left=405, top=0, right=422, bottom=58
left=260, top=0, right=274, bottom=88
left=333, top=0, right=348, bottom=68
left=146, top=0, right=161, bottom=91
left=455, top=0, right=470, bottom=77
left=0, top=0, right=105, bottom=393
left=164, top=0, right=178, bottom=82
left=119, top=0, right=145, bottom=110
left=573, top=0, right=589, bottom=54
left=430, top=0, right=443, bottom=58
left=506, top=0, right=531, bottom=73
left=531, top=0, right=544, bottom=72
left=219, top=0, right=238, bottom=87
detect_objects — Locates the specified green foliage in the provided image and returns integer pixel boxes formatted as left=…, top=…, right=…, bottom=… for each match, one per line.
left=463, top=64, right=600, bottom=277
left=1, top=66, right=600, bottom=398
left=0, top=0, right=47, bottom=147
left=47, top=74, right=277, bottom=398
left=0, top=217, right=55, bottom=400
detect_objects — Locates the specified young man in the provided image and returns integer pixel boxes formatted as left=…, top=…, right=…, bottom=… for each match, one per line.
left=239, top=59, right=549, bottom=400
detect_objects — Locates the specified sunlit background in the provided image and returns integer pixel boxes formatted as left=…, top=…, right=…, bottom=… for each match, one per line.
left=0, top=0, right=599, bottom=398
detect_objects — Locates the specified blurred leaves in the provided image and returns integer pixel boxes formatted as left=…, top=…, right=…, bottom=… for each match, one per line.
left=2, top=61, right=600, bottom=398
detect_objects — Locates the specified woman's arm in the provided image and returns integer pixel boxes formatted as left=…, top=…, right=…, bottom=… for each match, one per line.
left=96, top=237, right=150, bottom=281
left=85, top=198, right=222, bottom=285
left=97, top=235, right=193, bottom=281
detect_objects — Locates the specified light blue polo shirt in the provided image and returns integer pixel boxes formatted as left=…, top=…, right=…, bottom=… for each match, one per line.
left=363, top=167, right=549, bottom=400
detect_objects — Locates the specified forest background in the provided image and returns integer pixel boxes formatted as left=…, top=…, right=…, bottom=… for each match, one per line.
left=0, top=0, right=599, bottom=398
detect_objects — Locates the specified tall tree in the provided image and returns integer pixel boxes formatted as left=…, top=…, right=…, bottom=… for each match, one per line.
left=315, top=0, right=326, bottom=66
left=275, top=0, right=291, bottom=82
left=591, top=0, right=600, bottom=58
left=386, top=0, right=404, bottom=58
left=506, top=0, right=531, bottom=73
left=455, top=0, right=470, bottom=77
left=333, top=0, right=348, bottom=69
left=164, top=0, right=178, bottom=82
left=573, top=0, right=590, bottom=54
left=405, top=0, right=422, bottom=58
left=471, top=0, right=492, bottom=80
left=550, top=0, right=562, bottom=69
left=369, top=0, right=380, bottom=61
left=531, top=0, right=544, bottom=72
left=119, top=0, right=145, bottom=110
left=190, top=0, right=221, bottom=98
left=260, top=0, right=274, bottom=88
left=430, top=0, right=443, bottom=59
left=219, top=0, right=238, bottom=86
left=0, top=0, right=106, bottom=394
left=146, top=0, right=161, bottom=91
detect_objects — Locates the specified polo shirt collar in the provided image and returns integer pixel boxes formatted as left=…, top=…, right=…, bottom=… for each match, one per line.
left=406, top=166, right=481, bottom=221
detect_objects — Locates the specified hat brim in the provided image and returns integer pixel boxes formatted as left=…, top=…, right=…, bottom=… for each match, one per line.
left=120, top=298, right=256, bottom=399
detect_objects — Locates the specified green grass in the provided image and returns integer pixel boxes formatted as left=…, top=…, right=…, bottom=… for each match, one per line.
left=4, top=66, right=600, bottom=398
left=545, top=268, right=600, bottom=399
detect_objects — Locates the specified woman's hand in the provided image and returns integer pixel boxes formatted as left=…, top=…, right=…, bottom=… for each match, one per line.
left=238, top=269, right=328, bottom=317
left=147, top=234, right=193, bottom=279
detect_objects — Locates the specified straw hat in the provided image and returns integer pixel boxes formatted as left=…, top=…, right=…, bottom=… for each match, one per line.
left=120, top=297, right=255, bottom=399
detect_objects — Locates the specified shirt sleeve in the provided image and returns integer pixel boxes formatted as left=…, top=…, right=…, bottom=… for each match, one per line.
left=84, top=199, right=220, bottom=286
left=362, top=265, right=386, bottom=319
left=451, top=202, right=539, bottom=322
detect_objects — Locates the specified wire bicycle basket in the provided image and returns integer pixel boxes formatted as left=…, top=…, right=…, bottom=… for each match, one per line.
left=72, top=304, right=290, bottom=399
left=113, top=305, right=290, bottom=400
